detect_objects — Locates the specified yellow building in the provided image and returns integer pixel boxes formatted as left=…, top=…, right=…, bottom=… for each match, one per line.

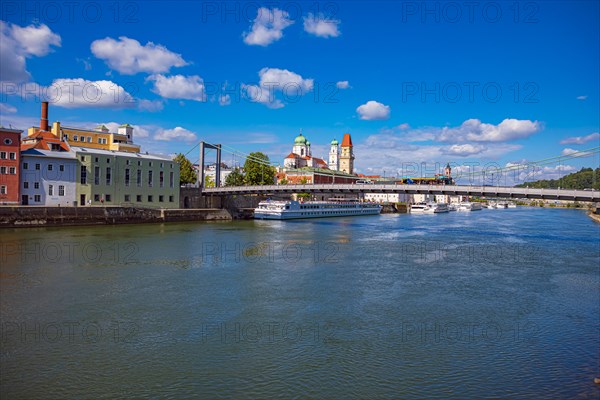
left=26, top=102, right=141, bottom=153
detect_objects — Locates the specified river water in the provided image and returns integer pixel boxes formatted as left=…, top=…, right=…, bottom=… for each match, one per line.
left=1, top=207, right=599, bottom=399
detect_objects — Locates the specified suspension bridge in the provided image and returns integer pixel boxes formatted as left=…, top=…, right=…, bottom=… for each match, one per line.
left=185, top=141, right=600, bottom=202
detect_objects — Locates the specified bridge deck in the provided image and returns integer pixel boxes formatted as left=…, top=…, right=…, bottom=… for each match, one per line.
left=202, top=184, right=600, bottom=202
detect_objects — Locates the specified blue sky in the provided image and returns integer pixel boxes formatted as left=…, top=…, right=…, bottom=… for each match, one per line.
left=1, top=0, right=598, bottom=183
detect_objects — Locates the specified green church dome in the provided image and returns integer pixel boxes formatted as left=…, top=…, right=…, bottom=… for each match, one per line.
left=331, top=138, right=339, bottom=145
left=294, top=133, right=307, bottom=145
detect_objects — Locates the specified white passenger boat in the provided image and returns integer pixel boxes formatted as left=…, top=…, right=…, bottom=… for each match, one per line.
left=254, top=199, right=382, bottom=220
left=410, top=203, right=449, bottom=214
left=507, top=203, right=517, bottom=208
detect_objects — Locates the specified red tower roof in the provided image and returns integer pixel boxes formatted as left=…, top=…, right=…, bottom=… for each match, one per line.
left=341, top=133, right=353, bottom=147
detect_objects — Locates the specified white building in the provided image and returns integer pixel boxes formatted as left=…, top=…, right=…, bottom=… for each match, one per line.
left=363, top=193, right=411, bottom=203
left=20, top=148, right=77, bottom=206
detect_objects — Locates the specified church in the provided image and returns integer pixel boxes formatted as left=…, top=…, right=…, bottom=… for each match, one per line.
left=283, top=131, right=355, bottom=175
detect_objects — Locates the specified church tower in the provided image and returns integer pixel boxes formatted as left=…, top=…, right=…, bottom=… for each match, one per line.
left=339, top=133, right=354, bottom=174
left=444, top=163, right=451, bottom=177
left=328, top=138, right=339, bottom=170
left=292, top=131, right=309, bottom=157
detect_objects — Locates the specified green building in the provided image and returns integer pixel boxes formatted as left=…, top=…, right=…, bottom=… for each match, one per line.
left=73, top=146, right=180, bottom=208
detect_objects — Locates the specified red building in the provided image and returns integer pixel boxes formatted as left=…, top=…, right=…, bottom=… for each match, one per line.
left=0, top=127, right=23, bottom=204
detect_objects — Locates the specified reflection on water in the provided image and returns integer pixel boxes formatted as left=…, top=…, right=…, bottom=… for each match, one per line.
left=1, top=208, right=599, bottom=399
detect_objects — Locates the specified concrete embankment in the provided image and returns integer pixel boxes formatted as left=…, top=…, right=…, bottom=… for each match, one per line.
left=381, top=204, right=408, bottom=214
left=0, top=206, right=231, bottom=228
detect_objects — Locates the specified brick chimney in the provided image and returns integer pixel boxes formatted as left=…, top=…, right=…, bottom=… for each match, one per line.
left=40, top=101, right=49, bottom=131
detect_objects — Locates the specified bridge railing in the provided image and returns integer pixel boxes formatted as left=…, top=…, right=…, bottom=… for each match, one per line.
left=202, top=184, right=599, bottom=201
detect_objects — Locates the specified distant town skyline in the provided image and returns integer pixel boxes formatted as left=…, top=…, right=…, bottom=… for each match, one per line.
left=1, top=1, right=598, bottom=184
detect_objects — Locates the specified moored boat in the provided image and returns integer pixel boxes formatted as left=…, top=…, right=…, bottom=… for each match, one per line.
left=254, top=199, right=382, bottom=220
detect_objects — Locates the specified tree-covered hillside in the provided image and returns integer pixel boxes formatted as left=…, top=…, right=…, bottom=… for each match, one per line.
left=515, top=167, right=599, bottom=190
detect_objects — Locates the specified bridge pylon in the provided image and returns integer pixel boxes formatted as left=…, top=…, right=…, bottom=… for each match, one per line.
left=199, top=142, right=222, bottom=188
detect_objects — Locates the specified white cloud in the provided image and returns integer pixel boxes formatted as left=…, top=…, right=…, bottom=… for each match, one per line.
left=437, top=118, right=541, bottom=142
left=148, top=74, right=206, bottom=101
left=561, top=148, right=595, bottom=157
left=356, top=100, right=391, bottom=120
left=0, top=103, right=17, bottom=113
left=576, top=95, right=587, bottom=100
left=242, top=67, right=313, bottom=108
left=137, top=99, right=164, bottom=112
left=243, top=8, right=294, bottom=46
left=559, top=132, right=599, bottom=145
left=336, top=80, right=350, bottom=89
left=219, top=94, right=231, bottom=106
left=0, top=21, right=61, bottom=82
left=46, top=78, right=135, bottom=109
left=303, top=13, right=341, bottom=38
left=91, top=36, right=188, bottom=75
left=441, top=144, right=488, bottom=157
left=154, top=126, right=198, bottom=142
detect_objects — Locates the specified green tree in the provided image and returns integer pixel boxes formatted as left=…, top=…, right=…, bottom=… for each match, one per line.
left=204, top=175, right=215, bottom=188
left=279, top=178, right=288, bottom=185
left=243, top=152, right=276, bottom=185
left=174, top=153, right=197, bottom=185
left=225, top=168, right=245, bottom=186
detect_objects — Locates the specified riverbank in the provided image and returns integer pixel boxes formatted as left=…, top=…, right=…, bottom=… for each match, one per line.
left=588, top=212, right=600, bottom=223
left=0, top=206, right=232, bottom=228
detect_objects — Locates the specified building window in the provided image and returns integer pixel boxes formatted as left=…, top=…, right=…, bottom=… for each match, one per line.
left=159, top=195, right=164, bottom=202
left=87, top=137, right=92, bottom=143
left=23, top=182, right=28, bottom=189
left=34, top=182, right=40, bottom=189
left=94, top=166, right=100, bottom=185
left=95, top=157, right=99, bottom=162
left=148, top=195, right=153, bottom=202
left=125, top=168, right=130, bottom=186
left=105, top=194, right=111, bottom=202
left=59, top=165, right=64, bottom=172
left=106, top=167, right=112, bottom=185
left=48, top=185, right=53, bottom=196
left=74, top=135, right=78, bottom=141
left=160, top=162, right=164, bottom=168
left=159, top=171, right=164, bottom=188
left=148, top=170, right=153, bottom=187
left=106, top=158, right=110, bottom=164
left=169, top=195, right=174, bottom=202
left=137, top=161, right=141, bottom=166
left=94, top=194, right=100, bottom=201
left=0, top=152, right=6, bottom=159
left=58, top=185, right=65, bottom=196
left=48, top=164, right=53, bottom=171
left=81, top=156, right=85, bottom=161
left=34, top=195, right=41, bottom=202
left=81, top=166, right=87, bottom=184
left=136, top=195, right=142, bottom=202
left=0, top=167, right=5, bottom=174
left=149, top=162, right=153, bottom=167
left=169, top=171, right=174, bottom=188
left=3, top=138, right=12, bottom=145
left=23, top=162, right=28, bottom=170
left=63, top=135, right=68, bottom=141
left=9, top=152, right=16, bottom=160
left=9, top=167, right=15, bottom=174
left=0, top=186, right=6, bottom=195
left=80, top=136, right=85, bottom=142
left=126, top=160, right=131, bottom=165
left=137, top=170, right=142, bottom=187
left=35, top=163, right=40, bottom=170
left=124, top=194, right=130, bottom=202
